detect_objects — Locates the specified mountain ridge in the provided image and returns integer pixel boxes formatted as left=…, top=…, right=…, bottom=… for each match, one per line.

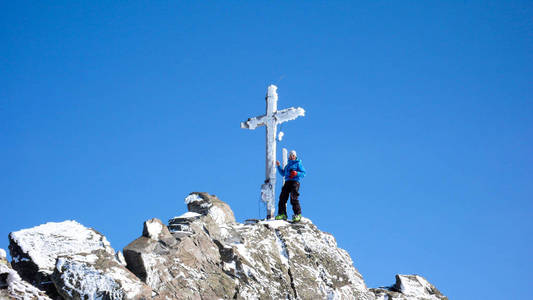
left=1, top=192, right=447, bottom=300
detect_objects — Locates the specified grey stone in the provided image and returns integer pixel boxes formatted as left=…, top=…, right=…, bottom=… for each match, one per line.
left=184, top=192, right=236, bottom=223
left=174, top=192, right=239, bottom=244
left=370, top=274, right=448, bottom=300
left=0, top=248, right=8, bottom=268
left=51, top=249, right=152, bottom=300
left=8, top=220, right=115, bottom=298
left=124, top=212, right=236, bottom=299
left=0, top=261, right=51, bottom=300
left=3, top=192, right=448, bottom=300
left=225, top=219, right=375, bottom=299
left=115, top=251, right=127, bottom=266
left=125, top=192, right=378, bottom=299
left=142, top=218, right=177, bottom=248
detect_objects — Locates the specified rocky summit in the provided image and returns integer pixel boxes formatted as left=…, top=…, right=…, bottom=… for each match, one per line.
left=3, top=192, right=448, bottom=300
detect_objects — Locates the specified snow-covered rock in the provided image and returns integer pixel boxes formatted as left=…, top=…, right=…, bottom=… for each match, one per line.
left=125, top=192, right=374, bottom=299
left=115, top=251, right=127, bottom=266
left=0, top=262, right=51, bottom=300
left=3, top=192, right=447, bottom=299
left=184, top=192, right=235, bottom=225
left=174, top=192, right=238, bottom=243
left=370, top=274, right=448, bottom=300
left=227, top=218, right=375, bottom=299
left=51, top=250, right=152, bottom=300
left=0, top=248, right=7, bottom=266
left=124, top=202, right=236, bottom=299
left=8, top=220, right=116, bottom=297
left=142, top=218, right=177, bottom=247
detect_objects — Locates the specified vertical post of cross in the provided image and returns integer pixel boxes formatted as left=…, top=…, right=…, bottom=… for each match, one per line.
left=264, top=85, right=278, bottom=218
left=240, top=85, right=305, bottom=219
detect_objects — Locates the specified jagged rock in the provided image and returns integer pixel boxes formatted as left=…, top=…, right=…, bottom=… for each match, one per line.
left=178, top=192, right=239, bottom=243
left=270, top=219, right=374, bottom=299
left=124, top=211, right=236, bottom=299
left=0, top=261, right=51, bottom=300
left=370, top=274, right=448, bottom=300
left=4, top=192, right=448, bottom=300
left=143, top=218, right=177, bottom=247
left=227, top=219, right=374, bottom=299
left=8, top=220, right=115, bottom=297
left=0, top=248, right=7, bottom=267
left=167, top=211, right=201, bottom=235
left=125, top=192, right=375, bottom=299
left=51, top=249, right=152, bottom=300
left=184, top=192, right=235, bottom=223
left=115, top=251, right=127, bottom=266
left=185, top=192, right=236, bottom=224
left=168, top=192, right=241, bottom=244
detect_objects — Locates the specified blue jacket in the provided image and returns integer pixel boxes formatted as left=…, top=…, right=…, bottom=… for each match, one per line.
left=277, top=158, right=306, bottom=182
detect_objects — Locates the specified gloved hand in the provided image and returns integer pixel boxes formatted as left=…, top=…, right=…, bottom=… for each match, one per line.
left=289, top=170, right=298, bottom=178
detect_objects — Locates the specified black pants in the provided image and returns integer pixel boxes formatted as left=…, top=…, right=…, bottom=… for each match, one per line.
left=278, top=180, right=301, bottom=215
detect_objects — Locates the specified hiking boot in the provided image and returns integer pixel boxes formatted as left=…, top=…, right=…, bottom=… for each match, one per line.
left=292, top=214, right=302, bottom=222
left=275, top=214, right=287, bottom=220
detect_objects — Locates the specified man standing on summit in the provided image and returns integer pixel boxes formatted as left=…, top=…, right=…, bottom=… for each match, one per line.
left=275, top=150, right=306, bottom=222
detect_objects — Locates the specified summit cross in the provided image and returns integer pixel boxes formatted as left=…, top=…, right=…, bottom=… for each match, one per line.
left=241, top=85, right=305, bottom=219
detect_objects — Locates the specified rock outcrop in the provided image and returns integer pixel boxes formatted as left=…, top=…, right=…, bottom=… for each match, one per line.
left=8, top=221, right=151, bottom=299
left=51, top=250, right=152, bottom=300
left=123, top=193, right=239, bottom=299
left=370, top=275, right=448, bottom=300
left=5, top=192, right=448, bottom=299
left=8, top=220, right=115, bottom=296
left=1, top=250, right=51, bottom=300
left=124, top=192, right=372, bottom=299
left=0, top=248, right=7, bottom=266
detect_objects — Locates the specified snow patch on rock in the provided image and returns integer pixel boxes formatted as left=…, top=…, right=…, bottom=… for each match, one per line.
left=141, top=252, right=167, bottom=290
left=258, top=219, right=288, bottom=229
left=185, top=193, right=203, bottom=205
left=0, top=263, right=51, bottom=300
left=208, top=205, right=227, bottom=225
left=9, top=220, right=114, bottom=274
left=173, top=211, right=201, bottom=219
left=52, top=251, right=152, bottom=300
left=4, top=192, right=446, bottom=300
left=55, top=256, right=124, bottom=300
left=115, top=251, right=127, bottom=266
left=398, top=274, right=439, bottom=298
left=274, top=230, right=289, bottom=267
left=370, top=274, right=448, bottom=300
left=145, top=221, right=163, bottom=240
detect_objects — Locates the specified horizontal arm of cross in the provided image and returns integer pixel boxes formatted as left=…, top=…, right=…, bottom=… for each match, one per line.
left=241, top=107, right=305, bottom=130
left=274, top=107, right=305, bottom=124
left=240, top=115, right=266, bottom=130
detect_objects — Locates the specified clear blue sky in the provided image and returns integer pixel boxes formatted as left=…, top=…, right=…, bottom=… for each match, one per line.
left=1, top=1, right=531, bottom=299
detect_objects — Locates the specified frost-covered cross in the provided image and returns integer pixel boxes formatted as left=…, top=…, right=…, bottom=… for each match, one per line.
left=241, top=85, right=305, bottom=219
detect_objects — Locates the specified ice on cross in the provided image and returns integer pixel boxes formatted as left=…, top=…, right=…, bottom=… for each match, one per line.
left=241, top=85, right=305, bottom=219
